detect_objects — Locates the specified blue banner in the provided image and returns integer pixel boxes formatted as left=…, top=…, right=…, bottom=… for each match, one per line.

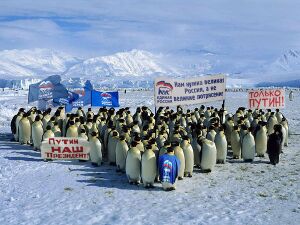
left=91, top=90, right=119, bottom=107
left=53, top=91, right=80, bottom=106
left=65, top=80, right=93, bottom=112
left=28, top=75, right=68, bottom=103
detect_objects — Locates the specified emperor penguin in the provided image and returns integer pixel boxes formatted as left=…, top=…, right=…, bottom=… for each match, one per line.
left=116, top=135, right=129, bottom=172
left=141, top=144, right=157, bottom=188
left=43, top=125, right=55, bottom=140
left=31, top=116, right=44, bottom=150
left=242, top=128, right=255, bottom=162
left=180, top=136, right=194, bottom=177
left=126, top=111, right=133, bottom=126
left=191, top=135, right=201, bottom=167
left=14, top=110, right=24, bottom=141
left=173, top=141, right=185, bottom=180
left=231, top=126, right=241, bottom=159
left=199, top=138, right=217, bottom=172
left=89, top=132, right=102, bottom=166
left=19, top=113, right=31, bottom=145
left=267, top=112, right=278, bottom=135
left=206, top=126, right=216, bottom=142
left=281, top=117, right=289, bottom=147
left=275, top=109, right=283, bottom=123
left=255, top=122, right=267, bottom=157
left=78, top=128, right=88, bottom=140
left=126, top=141, right=141, bottom=184
left=52, top=122, right=62, bottom=137
left=159, top=141, right=171, bottom=157
left=42, top=108, right=51, bottom=131
left=224, top=117, right=234, bottom=144
left=156, top=131, right=166, bottom=150
left=66, top=121, right=78, bottom=137
left=108, top=130, right=119, bottom=165
left=215, top=127, right=227, bottom=164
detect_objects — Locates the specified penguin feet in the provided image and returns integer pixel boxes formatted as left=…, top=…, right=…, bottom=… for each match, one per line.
left=178, top=177, right=183, bottom=180
left=187, top=174, right=192, bottom=178
left=91, top=162, right=99, bottom=167
left=109, top=162, right=116, bottom=166
left=257, top=154, right=265, bottom=158
left=164, top=187, right=176, bottom=191
left=116, top=168, right=121, bottom=173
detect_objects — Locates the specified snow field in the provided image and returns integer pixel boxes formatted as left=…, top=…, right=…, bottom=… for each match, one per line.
left=0, top=90, right=299, bottom=225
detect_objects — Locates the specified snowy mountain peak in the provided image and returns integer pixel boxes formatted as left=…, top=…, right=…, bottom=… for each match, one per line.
left=64, top=49, right=176, bottom=79
left=0, top=48, right=80, bottom=79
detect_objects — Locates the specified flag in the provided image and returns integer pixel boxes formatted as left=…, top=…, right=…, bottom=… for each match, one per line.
left=91, top=90, right=119, bottom=107
left=65, top=80, right=93, bottom=112
left=53, top=91, right=80, bottom=106
left=28, top=75, right=68, bottom=103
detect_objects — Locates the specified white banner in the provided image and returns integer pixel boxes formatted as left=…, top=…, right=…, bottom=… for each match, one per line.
left=41, top=137, right=90, bottom=160
left=248, top=89, right=285, bottom=109
left=154, top=74, right=226, bottom=107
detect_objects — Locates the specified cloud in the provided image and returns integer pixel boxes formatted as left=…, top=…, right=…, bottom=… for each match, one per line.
left=0, top=0, right=299, bottom=68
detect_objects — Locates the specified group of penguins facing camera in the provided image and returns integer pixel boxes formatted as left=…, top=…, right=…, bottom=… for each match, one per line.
left=11, top=104, right=289, bottom=191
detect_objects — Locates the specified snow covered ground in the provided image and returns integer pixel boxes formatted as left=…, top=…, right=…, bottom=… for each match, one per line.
left=0, top=90, right=299, bottom=225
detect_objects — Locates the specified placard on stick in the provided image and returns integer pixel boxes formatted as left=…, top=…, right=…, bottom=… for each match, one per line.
left=248, top=89, right=285, bottom=109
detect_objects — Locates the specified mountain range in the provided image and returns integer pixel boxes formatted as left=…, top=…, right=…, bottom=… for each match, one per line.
left=0, top=48, right=299, bottom=88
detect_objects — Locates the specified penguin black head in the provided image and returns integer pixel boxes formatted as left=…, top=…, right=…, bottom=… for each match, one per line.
left=134, top=136, right=141, bottom=142
left=164, top=140, right=171, bottom=147
left=35, top=116, right=40, bottom=121
left=167, top=146, right=174, bottom=153
left=182, top=135, right=189, bottom=141
left=88, top=108, right=92, bottom=111
left=172, top=141, right=180, bottom=147
left=69, top=121, right=75, bottom=126
left=91, top=131, right=98, bottom=137
left=119, top=135, right=125, bottom=141
left=233, top=125, right=239, bottom=131
left=80, top=128, right=86, bottom=133
left=46, top=125, right=51, bottom=130
left=112, top=131, right=118, bottom=137
left=131, top=141, right=138, bottom=147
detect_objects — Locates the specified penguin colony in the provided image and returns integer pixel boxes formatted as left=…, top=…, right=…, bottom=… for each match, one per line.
left=10, top=104, right=289, bottom=189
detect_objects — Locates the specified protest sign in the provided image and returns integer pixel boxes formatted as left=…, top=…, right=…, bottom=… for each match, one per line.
left=91, top=90, right=120, bottom=107
left=41, top=137, right=90, bottom=160
left=154, top=74, right=226, bottom=107
left=248, top=89, right=285, bottom=109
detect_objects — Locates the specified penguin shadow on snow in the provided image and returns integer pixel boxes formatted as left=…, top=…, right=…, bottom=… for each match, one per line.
left=74, top=163, right=161, bottom=191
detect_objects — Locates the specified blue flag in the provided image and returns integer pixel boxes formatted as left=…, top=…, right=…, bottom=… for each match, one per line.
left=28, top=75, right=68, bottom=103
left=53, top=91, right=80, bottom=106
left=65, top=80, right=93, bottom=112
left=91, top=90, right=120, bottom=107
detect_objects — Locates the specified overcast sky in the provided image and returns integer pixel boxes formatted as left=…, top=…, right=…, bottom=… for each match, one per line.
left=0, top=0, right=299, bottom=63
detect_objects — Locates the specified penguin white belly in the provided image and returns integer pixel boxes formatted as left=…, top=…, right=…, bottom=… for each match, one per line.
left=255, top=130, right=267, bottom=157
left=15, top=117, right=22, bottom=141
left=141, top=151, right=156, bottom=186
left=19, top=120, right=31, bottom=144
left=116, top=142, right=128, bottom=171
left=43, top=131, right=55, bottom=140
left=231, top=132, right=241, bottom=159
left=215, top=134, right=227, bottom=163
left=281, top=126, right=286, bottom=149
left=183, top=145, right=194, bottom=175
left=200, top=141, right=217, bottom=172
left=32, top=124, right=43, bottom=150
left=126, top=151, right=141, bottom=183
left=283, top=125, right=289, bottom=146
left=242, top=134, right=255, bottom=161
left=89, top=140, right=102, bottom=165
left=174, top=147, right=185, bottom=179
